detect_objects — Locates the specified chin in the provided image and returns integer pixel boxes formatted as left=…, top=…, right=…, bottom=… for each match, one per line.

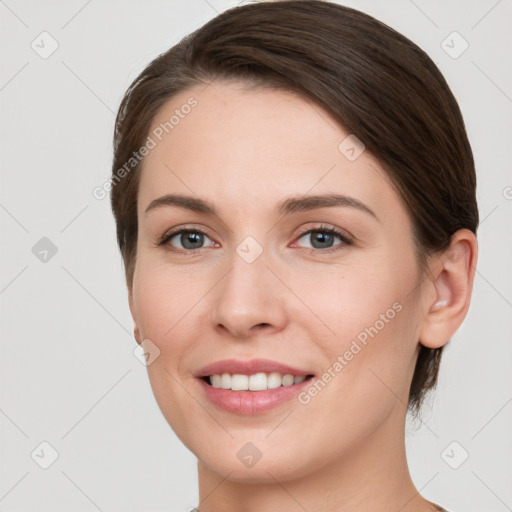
left=197, top=453, right=316, bottom=484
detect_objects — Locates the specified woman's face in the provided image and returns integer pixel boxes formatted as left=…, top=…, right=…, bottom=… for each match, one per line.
left=130, top=80, right=431, bottom=482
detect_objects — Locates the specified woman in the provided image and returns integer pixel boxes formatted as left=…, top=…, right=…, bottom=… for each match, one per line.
left=110, top=1, right=478, bottom=510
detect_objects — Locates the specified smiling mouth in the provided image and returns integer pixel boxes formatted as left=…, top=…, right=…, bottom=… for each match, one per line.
left=201, top=373, right=315, bottom=391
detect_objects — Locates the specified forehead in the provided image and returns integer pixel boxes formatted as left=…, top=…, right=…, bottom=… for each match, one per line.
left=147, top=80, right=342, bottom=161
left=138, top=80, right=402, bottom=220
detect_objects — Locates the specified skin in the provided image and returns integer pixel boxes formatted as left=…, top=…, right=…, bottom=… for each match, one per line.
left=128, top=80, right=477, bottom=512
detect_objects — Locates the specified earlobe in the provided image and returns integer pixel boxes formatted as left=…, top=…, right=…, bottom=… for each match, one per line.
left=128, top=288, right=142, bottom=345
left=419, top=229, right=478, bottom=349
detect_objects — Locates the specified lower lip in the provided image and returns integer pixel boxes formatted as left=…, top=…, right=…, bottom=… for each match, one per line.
left=197, top=377, right=313, bottom=414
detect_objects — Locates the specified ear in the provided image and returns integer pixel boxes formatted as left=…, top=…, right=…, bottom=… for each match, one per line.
left=128, top=286, right=142, bottom=345
left=419, top=229, right=478, bottom=349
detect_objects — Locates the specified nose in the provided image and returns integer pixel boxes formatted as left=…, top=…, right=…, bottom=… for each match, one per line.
left=210, top=248, right=288, bottom=340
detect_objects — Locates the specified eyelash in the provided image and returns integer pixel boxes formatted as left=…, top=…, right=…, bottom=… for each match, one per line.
left=157, top=224, right=353, bottom=255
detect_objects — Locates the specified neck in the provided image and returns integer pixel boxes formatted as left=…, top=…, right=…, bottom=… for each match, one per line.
left=195, top=407, right=440, bottom=512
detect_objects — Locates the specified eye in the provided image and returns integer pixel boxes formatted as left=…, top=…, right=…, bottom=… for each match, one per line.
left=294, top=224, right=352, bottom=253
left=159, top=228, right=216, bottom=252
left=157, top=224, right=352, bottom=255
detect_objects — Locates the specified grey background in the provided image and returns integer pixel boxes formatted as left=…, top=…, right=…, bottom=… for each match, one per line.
left=1, top=0, right=511, bottom=511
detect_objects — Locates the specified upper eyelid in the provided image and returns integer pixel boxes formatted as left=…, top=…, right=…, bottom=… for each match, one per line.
left=294, top=226, right=353, bottom=247
left=162, top=223, right=345, bottom=238
left=160, top=226, right=214, bottom=245
left=295, top=223, right=352, bottom=242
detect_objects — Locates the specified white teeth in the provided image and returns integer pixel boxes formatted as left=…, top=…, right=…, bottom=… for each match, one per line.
left=267, top=372, right=282, bottom=389
left=281, top=374, right=295, bottom=386
left=208, top=372, right=309, bottom=391
left=220, top=373, right=231, bottom=389
left=248, top=372, right=267, bottom=391
left=231, top=374, right=249, bottom=390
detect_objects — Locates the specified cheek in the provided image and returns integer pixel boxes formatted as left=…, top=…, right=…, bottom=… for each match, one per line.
left=288, top=255, right=414, bottom=339
left=132, top=255, right=205, bottom=342
left=131, top=260, right=211, bottom=439
left=289, top=273, right=421, bottom=460
left=297, top=253, right=421, bottom=399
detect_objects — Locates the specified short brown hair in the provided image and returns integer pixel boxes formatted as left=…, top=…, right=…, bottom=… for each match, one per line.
left=111, top=0, right=478, bottom=413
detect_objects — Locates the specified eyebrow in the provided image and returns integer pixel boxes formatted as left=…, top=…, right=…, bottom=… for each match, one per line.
left=144, top=193, right=377, bottom=219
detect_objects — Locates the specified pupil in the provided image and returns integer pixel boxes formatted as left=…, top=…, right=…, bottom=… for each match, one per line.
left=182, top=232, right=203, bottom=249
left=311, top=231, right=333, bottom=249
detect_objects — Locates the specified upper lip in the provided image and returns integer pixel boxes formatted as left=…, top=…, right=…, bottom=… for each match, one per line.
left=194, top=358, right=313, bottom=377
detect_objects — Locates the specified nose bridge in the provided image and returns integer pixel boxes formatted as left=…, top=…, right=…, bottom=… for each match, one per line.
left=211, top=236, right=286, bottom=337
